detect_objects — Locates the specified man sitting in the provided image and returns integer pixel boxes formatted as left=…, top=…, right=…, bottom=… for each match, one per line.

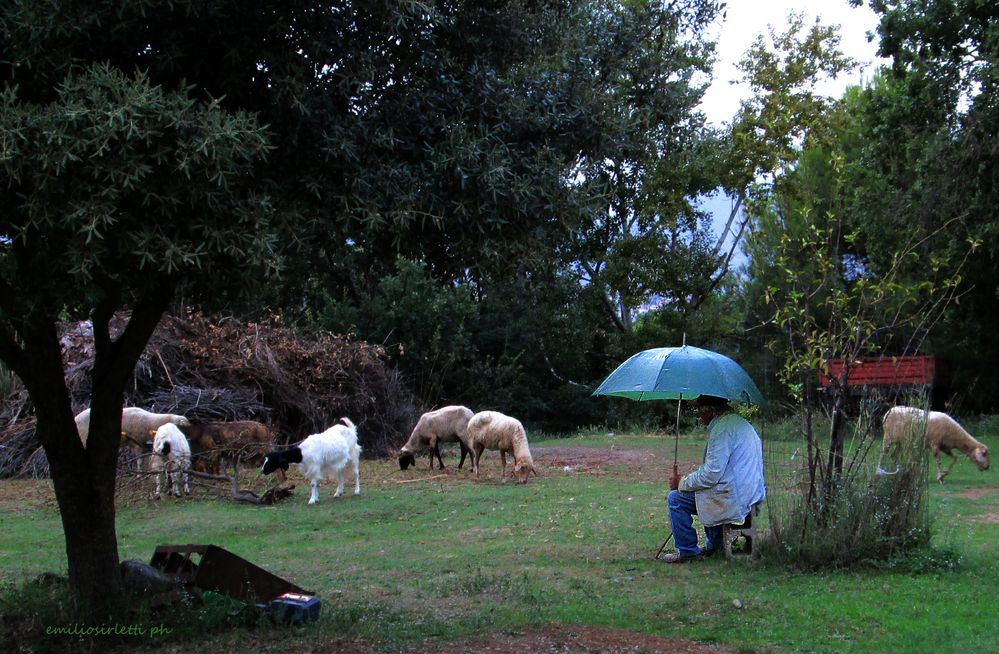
left=661, top=394, right=765, bottom=563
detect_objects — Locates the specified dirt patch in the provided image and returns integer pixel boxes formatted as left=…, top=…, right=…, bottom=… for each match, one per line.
left=316, top=624, right=735, bottom=654
left=378, top=444, right=687, bottom=486
left=982, top=513, right=999, bottom=524
left=410, top=623, right=735, bottom=654
left=0, top=479, right=57, bottom=514
left=534, top=445, right=665, bottom=473
left=953, top=487, right=996, bottom=499
left=534, top=446, right=661, bottom=471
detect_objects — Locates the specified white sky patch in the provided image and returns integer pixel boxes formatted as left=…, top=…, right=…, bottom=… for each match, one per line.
left=699, top=0, right=888, bottom=128
left=699, top=1, right=890, bottom=269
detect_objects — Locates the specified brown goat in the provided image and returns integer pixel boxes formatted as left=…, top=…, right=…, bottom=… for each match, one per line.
left=182, top=420, right=274, bottom=475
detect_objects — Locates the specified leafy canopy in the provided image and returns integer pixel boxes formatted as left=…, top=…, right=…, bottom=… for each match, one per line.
left=0, top=63, right=273, bottom=333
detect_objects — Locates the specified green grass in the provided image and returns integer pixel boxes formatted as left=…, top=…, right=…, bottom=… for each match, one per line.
left=1, top=426, right=997, bottom=653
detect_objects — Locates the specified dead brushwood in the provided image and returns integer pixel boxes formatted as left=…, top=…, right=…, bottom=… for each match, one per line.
left=0, top=309, right=419, bottom=478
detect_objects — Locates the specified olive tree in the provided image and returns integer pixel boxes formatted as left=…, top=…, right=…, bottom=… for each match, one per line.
left=0, top=65, right=273, bottom=615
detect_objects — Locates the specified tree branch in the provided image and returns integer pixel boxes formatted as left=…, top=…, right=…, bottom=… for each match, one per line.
left=97, top=278, right=176, bottom=392
left=579, top=260, right=628, bottom=332
left=709, top=191, right=746, bottom=261
left=539, top=342, right=590, bottom=389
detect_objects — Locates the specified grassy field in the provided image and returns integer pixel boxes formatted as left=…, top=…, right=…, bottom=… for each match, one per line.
left=0, top=423, right=997, bottom=653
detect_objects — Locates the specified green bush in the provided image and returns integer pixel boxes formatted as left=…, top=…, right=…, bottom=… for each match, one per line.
left=761, top=412, right=931, bottom=569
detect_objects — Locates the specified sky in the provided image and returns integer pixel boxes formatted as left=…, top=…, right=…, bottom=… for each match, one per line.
left=699, top=0, right=889, bottom=270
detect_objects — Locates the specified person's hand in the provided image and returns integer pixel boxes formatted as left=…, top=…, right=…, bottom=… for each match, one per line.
left=668, top=464, right=681, bottom=490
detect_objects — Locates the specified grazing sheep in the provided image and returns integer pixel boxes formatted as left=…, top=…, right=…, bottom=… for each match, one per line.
left=123, top=407, right=191, bottom=442
left=75, top=406, right=191, bottom=472
left=261, top=418, right=361, bottom=505
left=399, top=405, right=473, bottom=471
left=880, top=406, right=990, bottom=482
left=150, top=423, right=191, bottom=499
left=182, top=420, right=274, bottom=475
left=75, top=407, right=189, bottom=447
left=467, top=410, right=537, bottom=484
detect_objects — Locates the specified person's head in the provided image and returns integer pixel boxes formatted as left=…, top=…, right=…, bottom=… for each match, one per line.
left=693, top=394, right=730, bottom=425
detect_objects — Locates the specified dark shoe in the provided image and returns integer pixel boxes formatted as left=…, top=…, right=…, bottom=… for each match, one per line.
left=700, top=547, right=717, bottom=558
left=659, top=551, right=701, bottom=564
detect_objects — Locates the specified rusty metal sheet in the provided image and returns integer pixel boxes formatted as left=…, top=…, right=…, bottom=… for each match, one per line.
left=150, top=544, right=309, bottom=604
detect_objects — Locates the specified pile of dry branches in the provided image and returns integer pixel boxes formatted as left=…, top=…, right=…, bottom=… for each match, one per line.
left=0, top=309, right=419, bottom=478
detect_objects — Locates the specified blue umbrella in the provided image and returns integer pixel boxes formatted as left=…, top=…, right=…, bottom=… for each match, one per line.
left=592, top=344, right=765, bottom=406
left=594, top=343, right=765, bottom=559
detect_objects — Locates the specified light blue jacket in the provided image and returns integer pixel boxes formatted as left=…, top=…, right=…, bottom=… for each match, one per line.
left=679, top=412, right=765, bottom=527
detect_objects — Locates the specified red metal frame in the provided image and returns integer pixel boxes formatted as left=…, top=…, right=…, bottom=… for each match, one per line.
left=818, top=355, right=936, bottom=388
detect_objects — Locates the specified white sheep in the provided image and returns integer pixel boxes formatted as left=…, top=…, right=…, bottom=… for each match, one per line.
left=880, top=406, right=990, bottom=482
left=74, top=406, right=191, bottom=448
left=261, top=418, right=361, bottom=504
left=150, top=423, right=191, bottom=499
left=467, top=410, right=537, bottom=484
left=399, top=405, right=473, bottom=471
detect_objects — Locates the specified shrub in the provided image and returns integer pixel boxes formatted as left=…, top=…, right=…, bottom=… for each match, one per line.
left=760, top=411, right=931, bottom=569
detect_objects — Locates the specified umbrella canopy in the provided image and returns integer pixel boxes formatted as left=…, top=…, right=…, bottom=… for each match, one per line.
left=593, top=345, right=765, bottom=406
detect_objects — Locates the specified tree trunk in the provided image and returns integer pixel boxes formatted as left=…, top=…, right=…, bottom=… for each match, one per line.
left=24, top=321, right=126, bottom=619
left=9, top=284, right=174, bottom=619
left=825, top=375, right=849, bottom=484
left=828, top=400, right=846, bottom=479
left=804, top=374, right=818, bottom=506
left=45, top=434, right=124, bottom=618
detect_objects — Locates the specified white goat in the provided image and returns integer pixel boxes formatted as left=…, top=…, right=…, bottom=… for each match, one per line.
left=150, top=423, right=191, bottom=499
left=467, top=410, right=537, bottom=484
left=261, top=418, right=361, bottom=504
left=399, top=405, right=473, bottom=471
left=880, top=406, right=990, bottom=482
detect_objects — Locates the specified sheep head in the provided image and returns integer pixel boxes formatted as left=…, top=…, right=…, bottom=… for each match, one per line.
left=513, top=462, right=538, bottom=484
left=398, top=450, right=416, bottom=471
left=261, top=448, right=301, bottom=475
left=972, top=445, right=989, bottom=471
left=261, top=454, right=282, bottom=475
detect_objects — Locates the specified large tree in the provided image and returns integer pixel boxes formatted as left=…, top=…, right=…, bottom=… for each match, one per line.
left=267, top=1, right=731, bottom=417
left=855, top=0, right=999, bottom=411
left=0, top=64, right=273, bottom=616
left=0, top=0, right=572, bottom=614
left=567, top=1, right=723, bottom=332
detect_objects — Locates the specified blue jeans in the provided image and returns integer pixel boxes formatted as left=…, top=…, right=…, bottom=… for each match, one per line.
left=667, top=490, right=722, bottom=557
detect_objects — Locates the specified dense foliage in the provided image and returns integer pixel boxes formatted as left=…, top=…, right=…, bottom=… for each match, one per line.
left=855, top=0, right=999, bottom=412
left=257, top=0, right=734, bottom=430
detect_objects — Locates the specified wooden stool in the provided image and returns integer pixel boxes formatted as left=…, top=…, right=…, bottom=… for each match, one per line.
left=722, top=503, right=761, bottom=558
